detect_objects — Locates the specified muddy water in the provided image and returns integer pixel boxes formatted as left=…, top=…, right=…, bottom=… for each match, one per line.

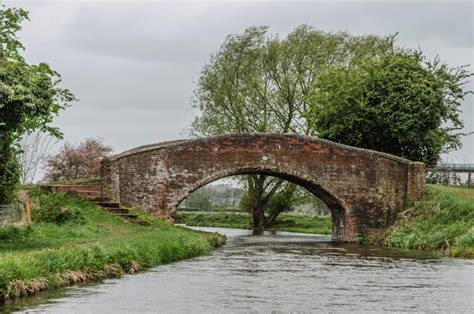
left=5, top=227, right=474, bottom=313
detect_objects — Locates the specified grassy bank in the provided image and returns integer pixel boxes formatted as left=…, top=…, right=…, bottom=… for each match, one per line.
left=0, top=190, right=225, bottom=301
left=384, top=185, right=473, bottom=258
left=175, top=211, right=332, bottom=235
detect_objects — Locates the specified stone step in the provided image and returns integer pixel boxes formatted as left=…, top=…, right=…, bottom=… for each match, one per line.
left=49, top=184, right=101, bottom=193
left=90, top=197, right=110, bottom=202
left=76, top=192, right=102, bottom=200
left=105, top=207, right=129, bottom=214
left=94, top=201, right=120, bottom=208
left=74, top=190, right=101, bottom=196
left=46, top=183, right=150, bottom=226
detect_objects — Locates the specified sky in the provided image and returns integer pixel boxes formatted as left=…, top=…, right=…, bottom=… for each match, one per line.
left=4, top=0, right=474, bottom=164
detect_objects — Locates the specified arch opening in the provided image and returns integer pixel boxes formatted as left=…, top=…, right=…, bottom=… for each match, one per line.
left=172, top=169, right=348, bottom=240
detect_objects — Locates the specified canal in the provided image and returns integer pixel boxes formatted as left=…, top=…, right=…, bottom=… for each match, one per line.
left=5, top=227, right=474, bottom=313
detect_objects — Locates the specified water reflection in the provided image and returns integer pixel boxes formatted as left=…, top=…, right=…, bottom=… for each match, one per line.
left=3, top=227, right=474, bottom=313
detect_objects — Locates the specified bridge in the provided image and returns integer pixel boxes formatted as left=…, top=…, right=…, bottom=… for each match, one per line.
left=100, top=133, right=425, bottom=241
left=428, top=164, right=473, bottom=186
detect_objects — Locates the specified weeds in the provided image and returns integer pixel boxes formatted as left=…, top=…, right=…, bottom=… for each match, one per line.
left=384, top=185, right=474, bottom=258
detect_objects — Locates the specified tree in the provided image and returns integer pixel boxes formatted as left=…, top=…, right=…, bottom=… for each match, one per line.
left=0, top=5, right=75, bottom=203
left=191, top=25, right=395, bottom=230
left=307, top=51, right=472, bottom=166
left=18, top=132, right=57, bottom=184
left=43, top=138, right=113, bottom=182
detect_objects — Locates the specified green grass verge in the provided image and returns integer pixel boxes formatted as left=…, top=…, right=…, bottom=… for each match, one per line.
left=0, top=191, right=225, bottom=301
left=384, top=184, right=474, bottom=258
left=175, top=211, right=332, bottom=235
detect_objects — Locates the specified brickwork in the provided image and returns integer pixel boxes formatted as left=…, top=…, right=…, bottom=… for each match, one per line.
left=100, top=133, right=425, bottom=241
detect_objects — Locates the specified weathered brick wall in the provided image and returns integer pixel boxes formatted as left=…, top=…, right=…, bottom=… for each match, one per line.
left=101, top=133, right=425, bottom=241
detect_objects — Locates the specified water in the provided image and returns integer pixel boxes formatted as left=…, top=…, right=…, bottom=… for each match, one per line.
left=4, top=227, right=474, bottom=313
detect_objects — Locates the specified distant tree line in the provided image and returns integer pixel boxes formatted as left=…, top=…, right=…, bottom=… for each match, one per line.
left=179, top=184, right=244, bottom=211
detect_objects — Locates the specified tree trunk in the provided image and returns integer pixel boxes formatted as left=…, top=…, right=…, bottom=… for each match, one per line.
left=245, top=176, right=297, bottom=231
left=247, top=175, right=267, bottom=232
left=17, top=189, right=31, bottom=225
left=264, top=183, right=297, bottom=227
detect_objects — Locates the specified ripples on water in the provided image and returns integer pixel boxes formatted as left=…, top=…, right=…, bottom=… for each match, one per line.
left=4, top=227, right=474, bottom=313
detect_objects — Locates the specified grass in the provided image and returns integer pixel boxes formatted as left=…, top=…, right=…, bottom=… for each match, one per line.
left=175, top=211, right=332, bottom=235
left=0, top=190, right=225, bottom=301
left=384, top=184, right=474, bottom=258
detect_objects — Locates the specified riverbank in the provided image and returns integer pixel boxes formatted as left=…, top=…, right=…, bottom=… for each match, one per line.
left=383, top=184, right=473, bottom=258
left=6, top=226, right=471, bottom=313
left=175, top=211, right=332, bottom=235
left=176, top=184, right=473, bottom=258
left=0, top=190, right=225, bottom=302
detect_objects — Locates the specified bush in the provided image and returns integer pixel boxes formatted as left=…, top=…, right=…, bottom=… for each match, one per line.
left=0, top=225, right=32, bottom=242
left=31, top=192, right=84, bottom=225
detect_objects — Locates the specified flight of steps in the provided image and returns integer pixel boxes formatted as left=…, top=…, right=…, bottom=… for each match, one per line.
left=47, top=183, right=148, bottom=225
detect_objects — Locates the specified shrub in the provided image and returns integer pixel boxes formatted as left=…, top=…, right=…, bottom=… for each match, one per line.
left=0, top=225, right=32, bottom=242
left=31, top=192, right=84, bottom=225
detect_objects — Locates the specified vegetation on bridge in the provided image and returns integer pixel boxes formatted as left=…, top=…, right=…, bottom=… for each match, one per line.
left=0, top=189, right=225, bottom=301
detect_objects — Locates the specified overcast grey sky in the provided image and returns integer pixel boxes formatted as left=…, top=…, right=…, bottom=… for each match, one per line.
left=5, top=0, right=474, bottom=162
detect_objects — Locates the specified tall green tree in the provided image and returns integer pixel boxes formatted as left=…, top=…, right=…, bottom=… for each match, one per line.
left=0, top=5, right=74, bottom=203
left=307, top=51, right=472, bottom=166
left=191, top=25, right=395, bottom=230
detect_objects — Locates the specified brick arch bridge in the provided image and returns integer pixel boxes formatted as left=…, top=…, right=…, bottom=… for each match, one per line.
left=100, top=133, right=424, bottom=241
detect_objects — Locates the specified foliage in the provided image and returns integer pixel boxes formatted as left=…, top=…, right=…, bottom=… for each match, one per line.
left=384, top=185, right=474, bottom=257
left=30, top=191, right=84, bottom=225
left=0, top=190, right=225, bottom=300
left=175, top=211, right=332, bottom=235
left=191, top=25, right=398, bottom=229
left=192, top=25, right=394, bottom=136
left=181, top=188, right=212, bottom=211
left=43, top=138, right=112, bottom=181
left=307, top=51, right=472, bottom=166
left=0, top=5, right=75, bottom=203
left=0, top=225, right=32, bottom=242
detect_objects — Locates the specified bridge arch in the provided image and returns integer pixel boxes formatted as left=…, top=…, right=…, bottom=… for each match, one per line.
left=101, top=133, right=424, bottom=241
left=170, top=167, right=348, bottom=240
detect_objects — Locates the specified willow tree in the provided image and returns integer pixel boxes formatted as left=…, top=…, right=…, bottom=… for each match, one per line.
left=191, top=25, right=395, bottom=230
left=0, top=5, right=74, bottom=203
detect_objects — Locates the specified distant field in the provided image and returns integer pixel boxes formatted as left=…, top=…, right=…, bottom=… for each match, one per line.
left=428, top=184, right=474, bottom=201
